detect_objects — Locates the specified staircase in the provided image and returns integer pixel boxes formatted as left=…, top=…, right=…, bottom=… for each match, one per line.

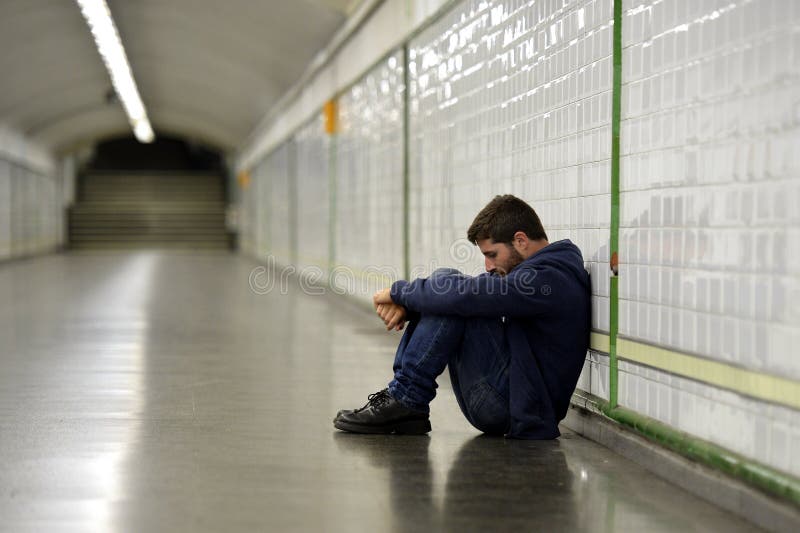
left=68, top=172, right=230, bottom=249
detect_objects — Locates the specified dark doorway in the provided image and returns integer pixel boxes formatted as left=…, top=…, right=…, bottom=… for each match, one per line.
left=85, top=134, right=223, bottom=172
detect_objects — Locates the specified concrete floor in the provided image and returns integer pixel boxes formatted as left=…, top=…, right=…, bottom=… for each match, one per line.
left=0, top=251, right=760, bottom=532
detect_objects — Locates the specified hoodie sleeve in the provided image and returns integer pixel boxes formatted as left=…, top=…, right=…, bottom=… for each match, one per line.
left=390, top=264, right=579, bottom=318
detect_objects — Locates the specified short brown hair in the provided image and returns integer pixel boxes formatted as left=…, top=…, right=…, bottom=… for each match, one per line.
left=467, top=195, right=548, bottom=244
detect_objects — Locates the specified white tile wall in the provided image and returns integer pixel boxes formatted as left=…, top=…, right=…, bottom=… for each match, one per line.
left=295, top=114, right=331, bottom=273
left=11, top=165, right=28, bottom=256
left=576, top=350, right=611, bottom=400
left=254, top=160, right=270, bottom=259
left=268, top=143, right=293, bottom=266
left=0, top=160, right=10, bottom=260
left=0, top=163, right=61, bottom=259
left=618, top=0, right=800, bottom=477
left=240, top=143, right=292, bottom=265
left=408, top=0, right=613, bottom=332
left=0, top=126, right=61, bottom=262
left=619, top=0, right=800, bottom=377
left=238, top=164, right=258, bottom=256
left=334, top=52, right=405, bottom=303
left=620, top=360, right=800, bottom=478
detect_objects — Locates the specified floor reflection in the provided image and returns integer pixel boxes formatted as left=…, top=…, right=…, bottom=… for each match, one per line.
left=334, top=433, right=577, bottom=532
left=331, top=431, right=756, bottom=532
left=334, top=433, right=438, bottom=532
left=443, top=436, right=577, bottom=531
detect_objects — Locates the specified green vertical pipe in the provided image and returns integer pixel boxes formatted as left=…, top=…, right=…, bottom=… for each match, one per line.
left=608, top=0, right=623, bottom=409
left=609, top=281, right=619, bottom=407
left=402, top=45, right=411, bottom=281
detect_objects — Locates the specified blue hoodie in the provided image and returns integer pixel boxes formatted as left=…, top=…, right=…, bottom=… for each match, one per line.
left=390, top=239, right=591, bottom=439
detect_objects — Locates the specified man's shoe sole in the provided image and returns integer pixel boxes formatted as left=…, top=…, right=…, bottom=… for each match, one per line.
left=333, top=417, right=431, bottom=435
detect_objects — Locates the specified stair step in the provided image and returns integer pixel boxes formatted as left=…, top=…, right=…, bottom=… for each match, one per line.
left=69, top=242, right=230, bottom=249
left=70, top=212, right=225, bottom=219
left=70, top=235, right=229, bottom=241
left=70, top=172, right=229, bottom=249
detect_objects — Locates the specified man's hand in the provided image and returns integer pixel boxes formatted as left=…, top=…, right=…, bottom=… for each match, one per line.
left=373, top=288, right=393, bottom=307
left=376, top=302, right=407, bottom=331
left=374, top=288, right=406, bottom=331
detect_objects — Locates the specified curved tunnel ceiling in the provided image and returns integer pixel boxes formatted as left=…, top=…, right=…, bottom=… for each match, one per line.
left=0, top=0, right=356, bottom=154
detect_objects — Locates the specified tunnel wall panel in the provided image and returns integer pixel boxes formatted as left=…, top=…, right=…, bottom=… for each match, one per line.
left=616, top=0, right=800, bottom=476
left=407, top=0, right=615, bottom=402
left=267, top=143, right=293, bottom=266
left=295, top=114, right=331, bottom=274
left=236, top=0, right=800, bottom=480
left=333, top=51, right=406, bottom=305
left=254, top=160, right=270, bottom=259
left=0, top=126, right=62, bottom=261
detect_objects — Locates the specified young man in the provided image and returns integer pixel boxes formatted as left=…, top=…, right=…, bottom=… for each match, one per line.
left=333, top=195, right=591, bottom=439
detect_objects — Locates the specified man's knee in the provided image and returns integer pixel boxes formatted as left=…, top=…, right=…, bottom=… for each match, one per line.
left=426, top=268, right=463, bottom=297
left=430, top=267, right=462, bottom=279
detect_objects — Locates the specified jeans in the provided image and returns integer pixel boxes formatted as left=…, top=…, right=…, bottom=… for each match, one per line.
left=387, top=269, right=511, bottom=435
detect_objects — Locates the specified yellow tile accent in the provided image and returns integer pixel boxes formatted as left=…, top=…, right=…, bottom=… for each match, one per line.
left=590, top=331, right=610, bottom=353
left=617, top=338, right=800, bottom=410
left=323, top=99, right=338, bottom=134
left=237, top=170, right=251, bottom=189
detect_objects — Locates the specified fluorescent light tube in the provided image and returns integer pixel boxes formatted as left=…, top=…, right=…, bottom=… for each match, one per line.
left=76, top=0, right=154, bottom=143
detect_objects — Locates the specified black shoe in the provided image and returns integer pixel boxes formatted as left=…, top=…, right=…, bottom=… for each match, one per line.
left=334, top=389, right=431, bottom=435
left=332, top=389, right=385, bottom=423
left=333, top=409, right=353, bottom=421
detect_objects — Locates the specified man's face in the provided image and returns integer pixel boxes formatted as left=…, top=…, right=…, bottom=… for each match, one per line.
left=477, top=238, right=525, bottom=276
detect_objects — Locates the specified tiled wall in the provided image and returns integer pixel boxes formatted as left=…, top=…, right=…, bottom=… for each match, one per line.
left=254, top=160, right=271, bottom=259
left=408, top=0, right=614, bottom=399
left=618, top=0, right=800, bottom=477
left=267, top=143, right=293, bottom=266
left=240, top=54, right=405, bottom=306
left=333, top=52, right=405, bottom=302
left=237, top=0, right=800, bottom=479
left=238, top=161, right=259, bottom=256
left=0, top=134, right=63, bottom=261
left=241, top=142, right=293, bottom=266
left=295, top=114, right=331, bottom=273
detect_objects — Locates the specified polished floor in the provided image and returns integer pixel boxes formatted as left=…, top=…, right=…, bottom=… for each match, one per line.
left=0, top=251, right=759, bottom=532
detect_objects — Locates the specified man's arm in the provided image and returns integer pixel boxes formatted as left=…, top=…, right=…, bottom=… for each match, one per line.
left=386, top=266, right=568, bottom=318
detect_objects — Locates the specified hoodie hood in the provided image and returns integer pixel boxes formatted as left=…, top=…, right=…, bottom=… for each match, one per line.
left=520, top=239, right=589, bottom=288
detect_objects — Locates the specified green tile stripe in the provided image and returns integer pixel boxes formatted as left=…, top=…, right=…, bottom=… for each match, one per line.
left=596, top=400, right=800, bottom=505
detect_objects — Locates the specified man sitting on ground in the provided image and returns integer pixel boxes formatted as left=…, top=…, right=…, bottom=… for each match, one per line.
left=333, top=195, right=591, bottom=439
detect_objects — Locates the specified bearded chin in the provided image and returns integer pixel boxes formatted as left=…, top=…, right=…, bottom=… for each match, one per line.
left=506, top=248, right=525, bottom=274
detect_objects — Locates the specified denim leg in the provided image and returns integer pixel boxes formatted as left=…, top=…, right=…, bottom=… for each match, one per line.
left=448, top=317, right=511, bottom=435
left=388, top=312, right=466, bottom=413
left=388, top=268, right=466, bottom=412
left=387, top=267, right=511, bottom=434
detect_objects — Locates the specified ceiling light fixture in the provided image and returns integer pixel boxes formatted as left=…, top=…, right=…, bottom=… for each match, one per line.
left=76, top=0, right=154, bottom=143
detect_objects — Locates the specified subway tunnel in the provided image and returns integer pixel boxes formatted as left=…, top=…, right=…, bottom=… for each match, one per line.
left=1, top=0, right=799, bottom=531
